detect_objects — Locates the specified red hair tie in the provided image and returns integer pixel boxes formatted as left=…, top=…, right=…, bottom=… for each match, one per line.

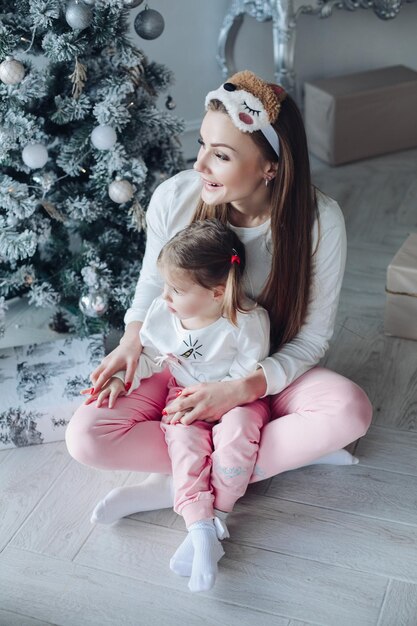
left=231, top=249, right=241, bottom=265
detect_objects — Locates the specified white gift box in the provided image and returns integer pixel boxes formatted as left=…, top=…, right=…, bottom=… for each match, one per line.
left=384, top=234, right=417, bottom=341
left=0, top=334, right=104, bottom=450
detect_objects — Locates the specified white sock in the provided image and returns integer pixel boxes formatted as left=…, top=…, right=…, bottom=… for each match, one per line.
left=307, top=449, right=359, bottom=466
left=90, top=474, right=174, bottom=525
left=187, top=519, right=225, bottom=593
left=170, top=509, right=229, bottom=577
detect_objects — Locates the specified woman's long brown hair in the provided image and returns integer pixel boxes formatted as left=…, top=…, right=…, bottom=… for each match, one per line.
left=190, top=95, right=318, bottom=353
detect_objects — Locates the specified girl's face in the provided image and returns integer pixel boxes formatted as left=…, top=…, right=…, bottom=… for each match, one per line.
left=193, top=110, right=275, bottom=210
left=160, top=266, right=224, bottom=323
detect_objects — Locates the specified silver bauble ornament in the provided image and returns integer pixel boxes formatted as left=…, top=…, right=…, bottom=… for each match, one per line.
left=22, top=143, right=49, bottom=169
left=134, top=7, right=165, bottom=40
left=65, top=0, right=93, bottom=30
left=108, top=179, right=134, bottom=204
left=91, top=124, right=117, bottom=150
left=124, top=0, right=144, bottom=7
left=165, top=95, right=176, bottom=110
left=0, top=57, right=25, bottom=85
left=79, top=289, right=109, bottom=318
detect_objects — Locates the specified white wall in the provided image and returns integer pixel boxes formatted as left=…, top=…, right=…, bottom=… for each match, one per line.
left=132, top=1, right=417, bottom=159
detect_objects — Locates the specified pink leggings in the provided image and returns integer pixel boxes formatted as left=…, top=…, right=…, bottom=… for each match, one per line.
left=66, top=367, right=372, bottom=498
left=161, top=379, right=270, bottom=526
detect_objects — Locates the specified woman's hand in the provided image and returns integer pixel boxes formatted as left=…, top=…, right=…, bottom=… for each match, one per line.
left=161, top=379, right=243, bottom=425
left=80, top=377, right=126, bottom=408
left=163, top=369, right=268, bottom=425
left=90, top=322, right=143, bottom=393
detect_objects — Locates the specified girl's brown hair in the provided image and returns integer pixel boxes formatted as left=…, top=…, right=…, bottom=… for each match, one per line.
left=191, top=93, right=318, bottom=352
left=157, top=219, right=250, bottom=325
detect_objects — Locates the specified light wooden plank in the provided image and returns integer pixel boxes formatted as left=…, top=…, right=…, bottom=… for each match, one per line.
left=0, top=609, right=53, bottom=625
left=377, top=580, right=417, bottom=626
left=10, top=458, right=129, bottom=560
left=0, top=546, right=289, bottom=626
left=0, top=448, right=12, bottom=465
left=321, top=316, right=417, bottom=431
left=356, top=425, right=417, bottom=476
left=173, top=493, right=417, bottom=583
left=0, top=441, right=71, bottom=551
left=266, top=464, right=417, bottom=526
left=75, top=518, right=386, bottom=625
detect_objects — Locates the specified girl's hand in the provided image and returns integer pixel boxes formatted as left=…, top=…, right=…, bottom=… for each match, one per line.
left=162, top=380, right=243, bottom=426
left=90, top=323, right=142, bottom=393
left=80, top=377, right=126, bottom=409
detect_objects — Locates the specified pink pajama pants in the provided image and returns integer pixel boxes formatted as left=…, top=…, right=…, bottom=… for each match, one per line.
left=161, top=379, right=270, bottom=527
left=66, top=367, right=372, bottom=512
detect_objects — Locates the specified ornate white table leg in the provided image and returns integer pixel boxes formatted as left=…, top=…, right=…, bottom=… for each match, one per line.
left=216, top=3, right=245, bottom=79
left=271, top=0, right=297, bottom=93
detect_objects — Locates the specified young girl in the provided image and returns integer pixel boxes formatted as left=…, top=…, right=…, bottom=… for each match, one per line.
left=86, top=219, right=270, bottom=593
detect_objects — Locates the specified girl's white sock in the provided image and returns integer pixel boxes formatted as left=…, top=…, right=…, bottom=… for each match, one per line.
left=170, top=509, right=229, bottom=577
left=307, top=449, right=359, bottom=466
left=90, top=474, right=174, bottom=525
left=187, top=519, right=225, bottom=593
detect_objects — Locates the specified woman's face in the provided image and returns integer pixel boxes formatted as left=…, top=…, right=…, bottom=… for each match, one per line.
left=193, top=110, right=273, bottom=208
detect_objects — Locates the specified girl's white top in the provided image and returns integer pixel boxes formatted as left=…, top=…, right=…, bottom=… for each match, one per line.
left=124, top=169, right=347, bottom=397
left=116, top=296, right=270, bottom=392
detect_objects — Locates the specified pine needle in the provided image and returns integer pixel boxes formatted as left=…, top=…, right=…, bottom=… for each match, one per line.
left=69, top=57, right=87, bottom=100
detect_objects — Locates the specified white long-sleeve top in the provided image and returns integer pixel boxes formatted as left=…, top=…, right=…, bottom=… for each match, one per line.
left=124, top=169, right=347, bottom=397
left=116, top=295, right=270, bottom=391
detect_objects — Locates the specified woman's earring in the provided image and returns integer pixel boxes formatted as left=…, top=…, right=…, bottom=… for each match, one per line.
left=265, top=178, right=269, bottom=187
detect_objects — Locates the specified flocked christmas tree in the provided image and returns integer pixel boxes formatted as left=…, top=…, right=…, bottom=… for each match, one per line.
left=0, top=0, right=185, bottom=337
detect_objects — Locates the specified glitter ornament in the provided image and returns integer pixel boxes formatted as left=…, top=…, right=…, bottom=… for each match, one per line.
left=65, top=0, right=93, bottom=31
left=33, top=171, right=57, bottom=193
left=165, top=95, right=176, bottom=110
left=79, top=289, right=109, bottom=318
left=134, top=7, right=165, bottom=40
left=108, top=179, right=134, bottom=204
left=0, top=57, right=25, bottom=85
left=124, top=0, right=144, bottom=7
left=91, top=124, right=117, bottom=150
left=22, top=143, right=49, bottom=169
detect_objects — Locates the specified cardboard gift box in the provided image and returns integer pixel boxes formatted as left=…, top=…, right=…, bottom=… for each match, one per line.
left=304, top=65, right=417, bottom=165
left=0, top=334, right=104, bottom=450
left=384, top=234, right=417, bottom=341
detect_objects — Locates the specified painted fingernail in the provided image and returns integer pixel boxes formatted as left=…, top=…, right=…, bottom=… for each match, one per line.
left=175, top=390, right=182, bottom=397
left=91, top=388, right=96, bottom=395
left=162, top=410, right=168, bottom=416
left=125, top=382, right=131, bottom=391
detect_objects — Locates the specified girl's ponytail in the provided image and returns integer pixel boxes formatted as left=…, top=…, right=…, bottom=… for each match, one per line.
left=223, top=248, right=248, bottom=325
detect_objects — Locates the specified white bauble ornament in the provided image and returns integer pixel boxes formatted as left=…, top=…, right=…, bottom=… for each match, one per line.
left=108, top=179, right=134, bottom=204
left=79, top=289, right=109, bottom=318
left=134, top=7, right=165, bottom=40
left=0, top=57, right=25, bottom=85
left=65, top=0, right=93, bottom=30
left=22, top=143, right=49, bottom=169
left=91, top=124, right=117, bottom=150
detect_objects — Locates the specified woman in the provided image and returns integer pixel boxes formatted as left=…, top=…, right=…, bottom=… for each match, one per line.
left=66, top=71, right=372, bottom=526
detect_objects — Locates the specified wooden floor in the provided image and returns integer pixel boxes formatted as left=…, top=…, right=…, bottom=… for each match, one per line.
left=1, top=148, right=417, bottom=626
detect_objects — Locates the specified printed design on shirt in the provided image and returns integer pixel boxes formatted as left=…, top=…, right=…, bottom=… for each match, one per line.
left=180, top=335, right=203, bottom=360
